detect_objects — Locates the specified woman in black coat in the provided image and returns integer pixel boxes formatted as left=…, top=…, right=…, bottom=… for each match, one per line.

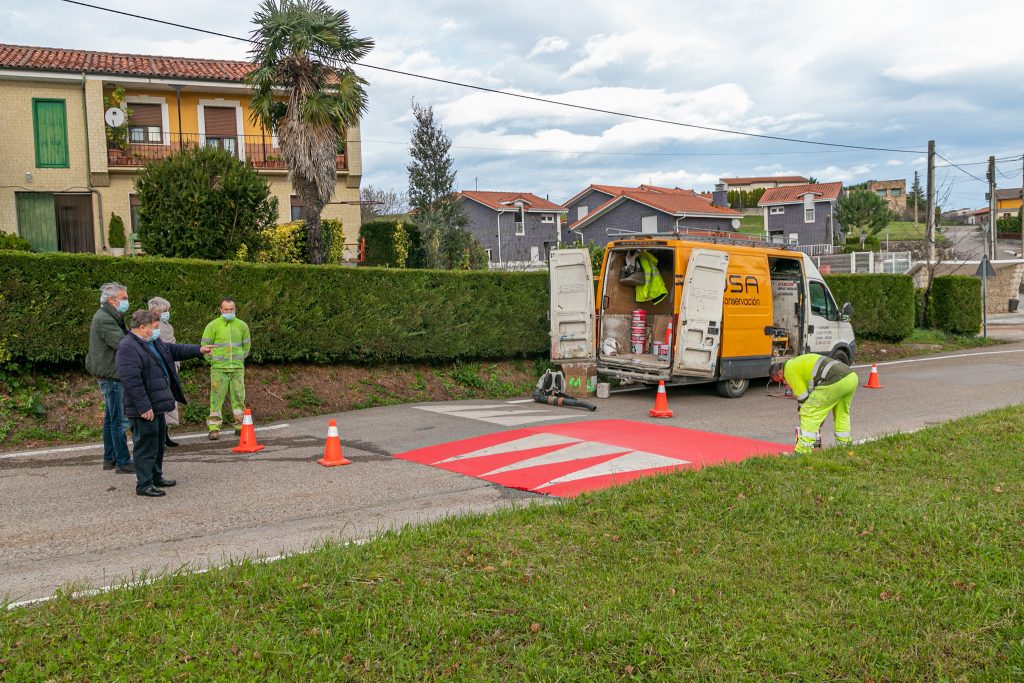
left=115, top=310, right=212, bottom=497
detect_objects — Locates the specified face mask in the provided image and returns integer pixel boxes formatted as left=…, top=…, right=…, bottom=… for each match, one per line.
left=116, top=299, right=130, bottom=313
left=149, top=327, right=161, bottom=342
left=160, top=312, right=171, bottom=323
left=222, top=313, right=236, bottom=322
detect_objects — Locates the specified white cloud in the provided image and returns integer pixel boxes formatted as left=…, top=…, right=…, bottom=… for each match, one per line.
left=628, top=169, right=722, bottom=189
left=528, top=36, right=570, bottom=59
left=439, top=19, right=459, bottom=31
left=886, top=159, right=904, bottom=167
left=808, top=164, right=876, bottom=183
left=563, top=30, right=715, bottom=79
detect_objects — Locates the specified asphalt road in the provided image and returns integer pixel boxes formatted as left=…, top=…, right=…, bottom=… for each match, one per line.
left=4, top=340, right=1024, bottom=605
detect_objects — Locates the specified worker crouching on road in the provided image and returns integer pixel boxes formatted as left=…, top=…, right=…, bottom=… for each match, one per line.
left=770, top=353, right=858, bottom=454
left=201, top=297, right=251, bottom=441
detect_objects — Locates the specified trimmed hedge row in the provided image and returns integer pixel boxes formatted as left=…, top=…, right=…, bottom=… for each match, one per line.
left=0, top=252, right=548, bottom=366
left=930, top=275, right=981, bottom=334
left=824, top=273, right=915, bottom=341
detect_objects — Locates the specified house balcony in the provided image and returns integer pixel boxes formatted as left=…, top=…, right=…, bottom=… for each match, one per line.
left=106, top=132, right=347, bottom=172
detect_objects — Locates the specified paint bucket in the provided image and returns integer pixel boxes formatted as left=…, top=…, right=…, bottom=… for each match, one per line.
left=631, top=341, right=645, bottom=354
left=596, top=382, right=611, bottom=399
left=652, top=342, right=670, bottom=360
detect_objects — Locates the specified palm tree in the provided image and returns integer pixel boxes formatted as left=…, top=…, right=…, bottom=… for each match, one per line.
left=247, top=0, right=373, bottom=264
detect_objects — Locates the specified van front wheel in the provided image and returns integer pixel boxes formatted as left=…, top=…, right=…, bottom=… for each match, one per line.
left=716, top=378, right=749, bottom=398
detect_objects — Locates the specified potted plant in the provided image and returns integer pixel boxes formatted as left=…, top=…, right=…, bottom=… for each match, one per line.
left=108, top=212, right=127, bottom=256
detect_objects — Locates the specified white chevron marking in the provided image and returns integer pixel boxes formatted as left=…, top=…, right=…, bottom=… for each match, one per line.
left=535, top=451, right=689, bottom=489
left=483, top=441, right=630, bottom=476
left=435, top=433, right=581, bottom=464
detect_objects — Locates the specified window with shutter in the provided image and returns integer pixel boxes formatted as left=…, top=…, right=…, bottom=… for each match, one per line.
left=128, top=103, right=163, bottom=144
left=33, top=99, right=69, bottom=168
left=204, top=106, right=239, bottom=156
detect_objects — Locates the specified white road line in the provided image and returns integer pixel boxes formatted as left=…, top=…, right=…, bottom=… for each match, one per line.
left=0, top=424, right=291, bottom=460
left=5, top=537, right=368, bottom=611
left=505, top=399, right=536, bottom=404
left=852, top=348, right=1024, bottom=369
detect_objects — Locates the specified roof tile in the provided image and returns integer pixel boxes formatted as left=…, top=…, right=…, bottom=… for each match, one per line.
left=458, top=190, right=563, bottom=212
left=758, top=182, right=843, bottom=205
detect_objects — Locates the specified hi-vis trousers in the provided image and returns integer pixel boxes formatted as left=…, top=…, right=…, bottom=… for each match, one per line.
left=208, top=369, right=246, bottom=432
left=796, top=372, right=858, bottom=454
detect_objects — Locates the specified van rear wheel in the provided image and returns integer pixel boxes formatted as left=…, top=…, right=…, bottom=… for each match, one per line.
left=716, top=378, right=749, bottom=398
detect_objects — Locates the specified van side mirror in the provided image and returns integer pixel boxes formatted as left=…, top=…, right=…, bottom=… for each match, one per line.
left=841, top=302, right=852, bottom=321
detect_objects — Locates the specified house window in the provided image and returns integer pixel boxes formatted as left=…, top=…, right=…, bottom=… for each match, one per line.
left=541, top=214, right=554, bottom=223
left=128, top=103, right=163, bottom=144
left=803, top=193, right=815, bottom=223
left=769, top=206, right=785, bottom=215
left=876, top=190, right=886, bottom=197
left=33, top=99, right=69, bottom=168
left=203, top=106, right=239, bottom=158
left=129, top=194, right=141, bottom=234
left=515, top=208, right=525, bottom=235
left=577, top=206, right=588, bottom=220
left=641, top=215, right=658, bottom=233
left=890, top=188, right=901, bottom=196
left=804, top=208, right=815, bottom=223
left=485, top=248, right=493, bottom=262
left=788, top=233, right=799, bottom=244
left=290, top=195, right=305, bottom=221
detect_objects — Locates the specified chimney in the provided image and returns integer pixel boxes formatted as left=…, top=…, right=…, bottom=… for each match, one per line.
left=712, top=183, right=728, bottom=208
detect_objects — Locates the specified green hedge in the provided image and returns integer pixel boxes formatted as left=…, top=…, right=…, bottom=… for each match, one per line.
left=0, top=252, right=547, bottom=366
left=930, top=275, right=981, bottom=334
left=359, top=219, right=424, bottom=268
left=824, top=274, right=915, bottom=341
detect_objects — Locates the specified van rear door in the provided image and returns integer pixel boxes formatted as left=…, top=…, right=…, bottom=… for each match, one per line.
left=548, top=248, right=596, bottom=363
left=673, top=248, right=729, bottom=377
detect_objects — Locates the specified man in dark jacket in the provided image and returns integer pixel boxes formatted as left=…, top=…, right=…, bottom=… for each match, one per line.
left=115, top=310, right=212, bottom=497
left=85, top=282, right=132, bottom=472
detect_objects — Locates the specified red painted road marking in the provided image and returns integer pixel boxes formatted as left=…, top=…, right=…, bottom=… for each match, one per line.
left=394, top=419, right=792, bottom=497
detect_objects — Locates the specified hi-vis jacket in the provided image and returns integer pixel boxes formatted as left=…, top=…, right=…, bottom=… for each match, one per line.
left=783, top=353, right=853, bottom=404
left=201, top=317, right=251, bottom=370
left=635, top=252, right=668, bottom=304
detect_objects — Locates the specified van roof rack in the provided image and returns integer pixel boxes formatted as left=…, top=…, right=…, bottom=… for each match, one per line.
left=605, top=227, right=797, bottom=250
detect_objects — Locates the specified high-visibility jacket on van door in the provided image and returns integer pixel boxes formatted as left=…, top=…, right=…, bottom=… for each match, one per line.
left=201, top=317, right=251, bottom=370
left=635, top=252, right=667, bottom=304
left=783, top=353, right=853, bottom=404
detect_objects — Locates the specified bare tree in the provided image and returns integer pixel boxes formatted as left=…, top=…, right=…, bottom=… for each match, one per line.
left=360, top=185, right=409, bottom=223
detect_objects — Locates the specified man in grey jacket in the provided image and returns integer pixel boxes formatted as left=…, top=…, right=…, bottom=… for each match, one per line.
left=85, top=282, right=133, bottom=473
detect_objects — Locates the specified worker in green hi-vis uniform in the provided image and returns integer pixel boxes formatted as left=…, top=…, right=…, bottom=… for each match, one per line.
left=201, top=297, right=251, bottom=441
left=770, top=353, right=858, bottom=454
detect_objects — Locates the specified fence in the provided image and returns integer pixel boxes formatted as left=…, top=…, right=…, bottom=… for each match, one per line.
left=107, top=132, right=347, bottom=171
left=811, top=251, right=912, bottom=275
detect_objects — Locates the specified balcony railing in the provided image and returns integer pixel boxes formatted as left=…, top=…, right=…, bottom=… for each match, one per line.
left=107, top=132, right=346, bottom=171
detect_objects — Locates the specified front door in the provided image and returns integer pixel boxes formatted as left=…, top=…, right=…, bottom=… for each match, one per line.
left=54, top=194, right=95, bottom=253
left=673, top=248, right=729, bottom=377
left=548, top=248, right=596, bottom=363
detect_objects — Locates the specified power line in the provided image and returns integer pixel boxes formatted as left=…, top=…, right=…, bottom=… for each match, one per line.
left=59, top=0, right=926, bottom=155
left=935, top=152, right=988, bottom=184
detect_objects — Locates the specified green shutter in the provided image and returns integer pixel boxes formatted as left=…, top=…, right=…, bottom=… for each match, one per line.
left=15, top=193, right=58, bottom=252
left=33, top=99, right=69, bottom=168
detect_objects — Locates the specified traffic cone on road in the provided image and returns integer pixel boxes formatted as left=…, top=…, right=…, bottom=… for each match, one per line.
left=863, top=363, right=883, bottom=389
left=649, top=381, right=674, bottom=418
left=231, top=409, right=265, bottom=453
left=318, top=419, right=350, bottom=467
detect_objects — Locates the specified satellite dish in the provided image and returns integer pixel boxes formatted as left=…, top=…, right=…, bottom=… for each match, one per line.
left=104, top=107, right=126, bottom=128
left=731, top=218, right=741, bottom=230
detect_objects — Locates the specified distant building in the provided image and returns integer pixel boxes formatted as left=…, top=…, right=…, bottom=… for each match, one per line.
left=866, top=179, right=907, bottom=213
left=455, top=190, right=563, bottom=267
left=720, top=176, right=808, bottom=191
left=562, top=184, right=741, bottom=247
left=996, top=188, right=1023, bottom=219
left=758, top=182, right=845, bottom=245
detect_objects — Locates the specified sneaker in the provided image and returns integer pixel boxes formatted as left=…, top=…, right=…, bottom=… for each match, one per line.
left=115, top=463, right=136, bottom=474
left=102, top=461, right=115, bottom=471
left=208, top=431, right=219, bottom=441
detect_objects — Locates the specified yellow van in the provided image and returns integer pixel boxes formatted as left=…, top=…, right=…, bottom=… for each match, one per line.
left=548, top=230, right=855, bottom=398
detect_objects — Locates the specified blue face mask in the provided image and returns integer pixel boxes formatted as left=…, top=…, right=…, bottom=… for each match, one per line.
left=116, top=299, right=129, bottom=313
left=149, top=327, right=161, bottom=342
left=222, top=313, right=236, bottom=322
left=160, top=312, right=171, bottom=323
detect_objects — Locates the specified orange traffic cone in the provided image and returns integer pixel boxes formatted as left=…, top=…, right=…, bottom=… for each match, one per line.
left=318, top=419, right=350, bottom=467
left=863, top=363, right=883, bottom=389
left=232, top=409, right=265, bottom=453
left=649, top=380, right=673, bottom=418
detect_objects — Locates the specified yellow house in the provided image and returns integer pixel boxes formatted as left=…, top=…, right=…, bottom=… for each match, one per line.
left=995, top=188, right=1022, bottom=219
left=0, top=43, right=362, bottom=253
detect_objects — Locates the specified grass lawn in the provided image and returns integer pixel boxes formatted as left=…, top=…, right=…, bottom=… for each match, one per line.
left=738, top=214, right=764, bottom=235
left=3, top=407, right=1023, bottom=679
left=857, top=328, right=1005, bottom=363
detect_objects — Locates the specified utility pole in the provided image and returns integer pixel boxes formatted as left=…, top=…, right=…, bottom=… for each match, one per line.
left=926, top=140, right=935, bottom=262
left=1020, top=154, right=1024, bottom=259
left=987, top=156, right=997, bottom=260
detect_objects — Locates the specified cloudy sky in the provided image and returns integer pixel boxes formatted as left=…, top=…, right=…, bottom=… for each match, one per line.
left=4, top=0, right=1023, bottom=208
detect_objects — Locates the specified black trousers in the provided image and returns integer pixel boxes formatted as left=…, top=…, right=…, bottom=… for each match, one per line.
left=131, top=414, right=166, bottom=492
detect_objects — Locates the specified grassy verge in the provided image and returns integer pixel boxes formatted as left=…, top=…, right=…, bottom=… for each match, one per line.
left=738, top=214, right=764, bottom=235
left=857, top=328, right=1004, bottom=363
left=4, top=406, right=1024, bottom=679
